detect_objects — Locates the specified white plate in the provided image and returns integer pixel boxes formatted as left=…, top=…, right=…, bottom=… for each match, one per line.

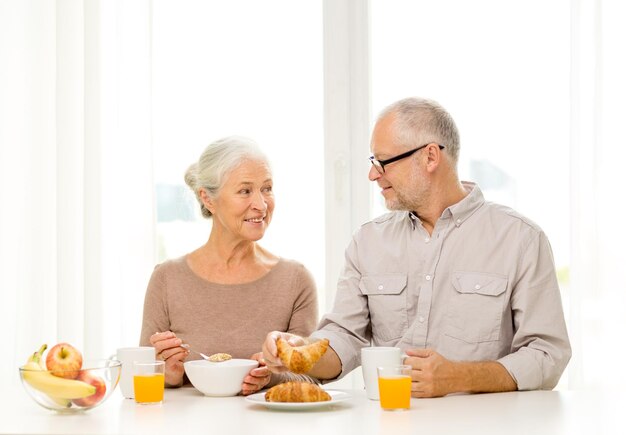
left=245, top=390, right=351, bottom=410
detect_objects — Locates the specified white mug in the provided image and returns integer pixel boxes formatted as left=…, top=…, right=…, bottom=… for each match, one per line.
left=114, top=347, right=156, bottom=399
left=361, top=347, right=404, bottom=400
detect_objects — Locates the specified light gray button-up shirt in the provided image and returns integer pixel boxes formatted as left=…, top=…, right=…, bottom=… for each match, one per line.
left=312, top=182, right=571, bottom=390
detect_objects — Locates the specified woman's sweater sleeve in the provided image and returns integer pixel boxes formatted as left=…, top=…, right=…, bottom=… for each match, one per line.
left=139, top=264, right=171, bottom=346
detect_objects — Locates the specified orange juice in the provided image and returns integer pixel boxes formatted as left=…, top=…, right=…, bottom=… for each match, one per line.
left=133, top=373, right=165, bottom=403
left=378, top=375, right=411, bottom=410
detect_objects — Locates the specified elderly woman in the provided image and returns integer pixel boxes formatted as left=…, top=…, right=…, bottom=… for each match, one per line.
left=139, top=136, right=318, bottom=394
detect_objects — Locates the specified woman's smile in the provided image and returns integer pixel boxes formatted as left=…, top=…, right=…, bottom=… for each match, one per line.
left=245, top=216, right=265, bottom=222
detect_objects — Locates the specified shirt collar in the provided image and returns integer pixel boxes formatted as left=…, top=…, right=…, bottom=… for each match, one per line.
left=443, top=181, right=484, bottom=226
left=407, top=181, right=485, bottom=229
left=407, top=210, right=419, bottom=229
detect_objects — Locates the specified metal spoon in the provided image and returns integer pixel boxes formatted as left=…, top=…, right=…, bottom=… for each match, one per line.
left=181, top=344, right=210, bottom=360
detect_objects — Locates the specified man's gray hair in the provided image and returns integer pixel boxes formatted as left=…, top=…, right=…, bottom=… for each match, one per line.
left=185, top=135, right=269, bottom=218
left=378, top=97, right=460, bottom=165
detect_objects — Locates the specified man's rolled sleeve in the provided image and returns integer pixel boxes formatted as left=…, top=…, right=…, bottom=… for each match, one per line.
left=498, top=349, right=546, bottom=390
left=500, top=231, right=572, bottom=390
left=310, top=328, right=361, bottom=381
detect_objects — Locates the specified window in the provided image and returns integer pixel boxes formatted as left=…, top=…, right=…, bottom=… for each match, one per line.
left=151, top=1, right=325, bottom=303
left=371, top=0, right=570, bottom=387
left=371, top=0, right=570, bottom=275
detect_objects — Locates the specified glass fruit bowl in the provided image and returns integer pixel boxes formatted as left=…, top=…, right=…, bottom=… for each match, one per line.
left=19, top=359, right=121, bottom=413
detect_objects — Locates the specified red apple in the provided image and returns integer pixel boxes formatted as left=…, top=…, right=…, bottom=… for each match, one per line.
left=72, top=371, right=107, bottom=407
left=46, top=342, right=83, bottom=379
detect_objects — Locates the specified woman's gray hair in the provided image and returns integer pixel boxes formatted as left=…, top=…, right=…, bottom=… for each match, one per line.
left=184, top=135, right=269, bottom=218
left=378, top=97, right=460, bottom=165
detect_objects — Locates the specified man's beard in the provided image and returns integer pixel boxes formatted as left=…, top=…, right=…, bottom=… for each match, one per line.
left=385, top=190, right=418, bottom=211
left=385, top=170, right=427, bottom=211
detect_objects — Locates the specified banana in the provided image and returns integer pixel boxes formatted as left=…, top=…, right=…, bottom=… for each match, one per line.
left=21, top=344, right=95, bottom=401
left=49, top=395, right=72, bottom=408
left=23, top=344, right=69, bottom=406
left=30, top=349, right=71, bottom=408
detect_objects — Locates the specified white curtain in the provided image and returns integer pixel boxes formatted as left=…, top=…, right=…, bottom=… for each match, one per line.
left=569, top=0, right=626, bottom=390
left=0, top=0, right=155, bottom=387
left=2, top=0, right=625, bottom=392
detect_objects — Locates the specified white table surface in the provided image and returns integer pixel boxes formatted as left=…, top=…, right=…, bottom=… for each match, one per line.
left=2, top=381, right=623, bottom=435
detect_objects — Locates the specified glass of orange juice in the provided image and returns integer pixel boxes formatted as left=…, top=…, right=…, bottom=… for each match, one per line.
left=133, top=361, right=165, bottom=404
left=377, top=365, right=411, bottom=410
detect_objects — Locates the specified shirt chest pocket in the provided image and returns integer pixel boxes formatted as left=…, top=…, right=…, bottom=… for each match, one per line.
left=445, top=272, right=508, bottom=343
left=359, top=274, right=408, bottom=342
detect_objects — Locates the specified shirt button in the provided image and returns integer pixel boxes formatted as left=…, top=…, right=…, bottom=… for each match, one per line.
left=475, top=284, right=481, bottom=290
left=425, top=275, right=431, bottom=281
left=378, top=285, right=384, bottom=290
left=424, top=237, right=430, bottom=243
left=419, top=316, right=425, bottom=323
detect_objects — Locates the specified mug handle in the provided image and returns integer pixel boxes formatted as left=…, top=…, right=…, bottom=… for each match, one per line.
left=107, top=353, right=121, bottom=368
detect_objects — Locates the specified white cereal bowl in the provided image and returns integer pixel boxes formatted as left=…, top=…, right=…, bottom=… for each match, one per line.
left=184, top=359, right=258, bottom=397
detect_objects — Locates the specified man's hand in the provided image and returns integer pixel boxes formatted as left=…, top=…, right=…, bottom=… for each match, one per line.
left=405, top=348, right=457, bottom=398
left=261, top=331, right=307, bottom=374
left=405, top=348, right=518, bottom=397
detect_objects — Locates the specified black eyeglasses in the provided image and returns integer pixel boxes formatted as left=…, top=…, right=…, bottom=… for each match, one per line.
left=369, top=143, right=445, bottom=174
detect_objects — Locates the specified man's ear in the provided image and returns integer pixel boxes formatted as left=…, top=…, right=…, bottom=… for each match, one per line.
left=199, top=188, right=215, bottom=214
left=425, top=143, right=442, bottom=173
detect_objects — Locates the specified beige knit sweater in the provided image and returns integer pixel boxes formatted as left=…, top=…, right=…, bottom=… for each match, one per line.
left=139, top=256, right=318, bottom=362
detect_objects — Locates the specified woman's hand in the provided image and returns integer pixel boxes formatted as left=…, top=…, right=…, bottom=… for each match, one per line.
left=241, top=352, right=271, bottom=396
left=261, top=331, right=307, bottom=374
left=149, top=331, right=189, bottom=387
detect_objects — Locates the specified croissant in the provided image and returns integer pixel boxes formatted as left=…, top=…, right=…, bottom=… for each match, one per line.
left=265, top=381, right=331, bottom=403
left=276, top=338, right=329, bottom=374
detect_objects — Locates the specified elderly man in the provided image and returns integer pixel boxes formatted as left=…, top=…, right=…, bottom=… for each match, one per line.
left=263, top=97, right=571, bottom=397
